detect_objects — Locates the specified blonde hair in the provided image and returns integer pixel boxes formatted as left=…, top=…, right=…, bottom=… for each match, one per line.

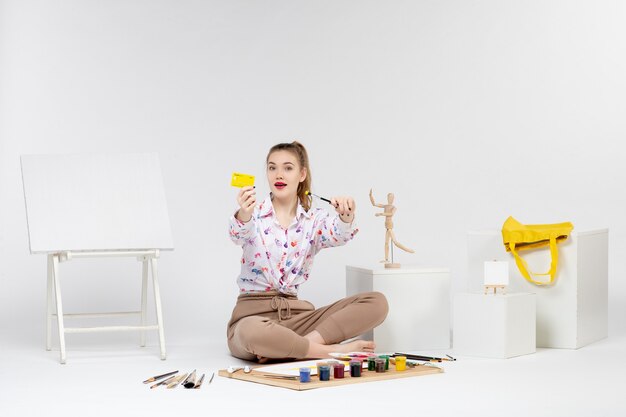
left=266, top=141, right=312, bottom=211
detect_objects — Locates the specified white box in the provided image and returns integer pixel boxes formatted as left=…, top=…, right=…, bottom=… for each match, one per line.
left=346, top=265, right=450, bottom=352
left=467, top=229, right=608, bottom=349
left=453, top=292, right=536, bottom=359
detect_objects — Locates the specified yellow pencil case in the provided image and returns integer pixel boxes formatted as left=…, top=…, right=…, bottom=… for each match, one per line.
left=231, top=172, right=255, bottom=188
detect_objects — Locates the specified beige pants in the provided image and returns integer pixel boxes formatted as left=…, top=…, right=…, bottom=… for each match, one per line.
left=227, top=291, right=388, bottom=361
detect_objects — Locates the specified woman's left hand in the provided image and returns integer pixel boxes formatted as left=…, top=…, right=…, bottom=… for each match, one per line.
left=330, top=196, right=356, bottom=222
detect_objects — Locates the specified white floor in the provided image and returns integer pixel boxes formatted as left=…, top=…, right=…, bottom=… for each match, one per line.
left=2, top=335, right=624, bottom=417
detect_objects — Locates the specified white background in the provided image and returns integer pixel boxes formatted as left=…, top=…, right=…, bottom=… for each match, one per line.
left=1, top=0, right=625, bottom=371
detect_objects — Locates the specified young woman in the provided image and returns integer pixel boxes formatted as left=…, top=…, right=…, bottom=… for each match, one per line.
left=227, top=141, right=388, bottom=361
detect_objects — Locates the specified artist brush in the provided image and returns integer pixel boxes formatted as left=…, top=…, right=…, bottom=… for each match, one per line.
left=305, top=191, right=352, bottom=211
left=393, top=353, right=455, bottom=362
left=398, top=355, right=443, bottom=362
left=150, top=374, right=178, bottom=389
left=208, top=372, right=215, bottom=384
left=193, top=374, right=205, bottom=389
left=392, top=353, right=441, bottom=362
left=183, top=370, right=197, bottom=389
left=143, top=370, right=178, bottom=384
left=166, top=373, right=188, bottom=389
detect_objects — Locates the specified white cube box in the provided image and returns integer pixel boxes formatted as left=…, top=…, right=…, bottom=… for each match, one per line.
left=467, top=229, right=608, bottom=349
left=453, top=293, right=536, bottom=359
left=346, top=265, right=450, bottom=352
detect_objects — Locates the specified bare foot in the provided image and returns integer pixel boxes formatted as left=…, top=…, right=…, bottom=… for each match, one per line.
left=334, top=339, right=376, bottom=353
left=305, top=339, right=376, bottom=358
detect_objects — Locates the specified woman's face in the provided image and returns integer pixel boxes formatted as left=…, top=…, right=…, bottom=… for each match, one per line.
left=267, top=150, right=307, bottom=199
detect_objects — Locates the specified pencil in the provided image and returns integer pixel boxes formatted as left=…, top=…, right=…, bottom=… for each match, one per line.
left=143, top=370, right=178, bottom=384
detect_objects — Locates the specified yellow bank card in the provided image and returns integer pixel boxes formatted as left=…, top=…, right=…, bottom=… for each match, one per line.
left=231, top=172, right=255, bottom=188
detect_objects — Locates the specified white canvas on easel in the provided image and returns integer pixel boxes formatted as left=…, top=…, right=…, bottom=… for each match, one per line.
left=21, top=153, right=174, bottom=364
left=484, top=261, right=509, bottom=295
left=22, top=153, right=174, bottom=253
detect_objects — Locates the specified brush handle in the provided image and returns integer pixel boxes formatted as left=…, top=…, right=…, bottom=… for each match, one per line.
left=319, top=196, right=333, bottom=205
left=167, top=373, right=188, bottom=389
left=309, top=192, right=352, bottom=211
left=194, top=374, right=206, bottom=389
left=315, top=194, right=344, bottom=209
left=393, top=353, right=443, bottom=362
left=150, top=374, right=178, bottom=389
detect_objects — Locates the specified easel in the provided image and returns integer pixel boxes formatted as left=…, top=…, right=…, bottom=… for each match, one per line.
left=484, top=284, right=507, bottom=295
left=46, top=250, right=166, bottom=364
left=22, top=153, right=174, bottom=364
left=483, top=261, right=509, bottom=296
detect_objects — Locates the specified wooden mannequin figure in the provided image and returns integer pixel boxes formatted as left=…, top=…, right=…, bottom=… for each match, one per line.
left=369, top=189, right=414, bottom=268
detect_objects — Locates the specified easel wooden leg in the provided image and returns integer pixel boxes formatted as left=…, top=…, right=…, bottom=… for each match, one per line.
left=51, top=254, right=67, bottom=364
left=140, top=259, right=148, bottom=347
left=150, top=257, right=167, bottom=360
left=484, top=285, right=507, bottom=295
left=46, top=255, right=53, bottom=351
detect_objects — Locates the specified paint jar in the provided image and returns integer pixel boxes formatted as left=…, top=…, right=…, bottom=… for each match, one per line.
left=316, top=362, right=328, bottom=378
left=378, top=355, right=389, bottom=370
left=395, top=356, right=407, bottom=371
left=375, top=358, right=386, bottom=373
left=326, top=360, right=340, bottom=371
left=333, top=363, right=345, bottom=379
left=367, top=357, right=376, bottom=371
left=319, top=365, right=331, bottom=381
left=349, top=360, right=362, bottom=377
left=299, top=367, right=311, bottom=383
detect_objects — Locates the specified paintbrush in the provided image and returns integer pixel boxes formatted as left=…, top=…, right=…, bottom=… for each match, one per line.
left=305, top=191, right=352, bottom=212
left=305, top=191, right=333, bottom=206
left=183, top=370, right=197, bottom=389
left=166, top=373, right=188, bottom=389
left=193, top=374, right=205, bottom=389
left=393, top=353, right=456, bottom=362
left=150, top=374, right=178, bottom=389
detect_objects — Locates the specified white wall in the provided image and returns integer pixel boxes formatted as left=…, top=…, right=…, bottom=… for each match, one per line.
left=1, top=0, right=625, bottom=349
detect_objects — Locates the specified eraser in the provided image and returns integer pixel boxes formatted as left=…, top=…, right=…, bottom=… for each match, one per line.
left=231, top=172, right=255, bottom=188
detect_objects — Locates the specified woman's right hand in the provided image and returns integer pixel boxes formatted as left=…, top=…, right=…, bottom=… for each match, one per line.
left=236, top=186, right=256, bottom=223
